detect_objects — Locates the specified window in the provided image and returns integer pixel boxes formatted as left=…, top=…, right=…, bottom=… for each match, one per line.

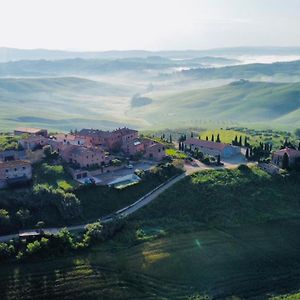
left=22, top=166, right=26, bottom=170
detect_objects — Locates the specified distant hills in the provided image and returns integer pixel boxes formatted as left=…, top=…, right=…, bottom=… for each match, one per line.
left=1, top=47, right=300, bottom=131
left=181, top=60, right=300, bottom=81
left=1, top=46, right=300, bottom=62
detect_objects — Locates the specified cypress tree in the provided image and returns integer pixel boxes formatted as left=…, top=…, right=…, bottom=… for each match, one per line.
left=282, top=152, right=289, bottom=169
left=245, top=148, right=249, bottom=159
left=216, top=134, right=221, bottom=143
left=191, top=132, right=194, bottom=138
left=169, top=134, right=172, bottom=143
left=206, top=136, right=208, bottom=141
left=211, top=134, right=214, bottom=142
left=217, top=154, right=221, bottom=165
left=239, top=136, right=242, bottom=146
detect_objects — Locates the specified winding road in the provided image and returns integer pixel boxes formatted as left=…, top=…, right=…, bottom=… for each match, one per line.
left=0, top=156, right=247, bottom=243
left=0, top=171, right=189, bottom=243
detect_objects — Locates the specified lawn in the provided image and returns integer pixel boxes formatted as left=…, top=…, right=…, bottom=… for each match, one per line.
left=166, top=148, right=187, bottom=159
left=200, top=128, right=300, bottom=150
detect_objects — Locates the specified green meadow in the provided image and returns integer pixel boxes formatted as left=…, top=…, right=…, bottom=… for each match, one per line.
left=2, top=167, right=300, bottom=299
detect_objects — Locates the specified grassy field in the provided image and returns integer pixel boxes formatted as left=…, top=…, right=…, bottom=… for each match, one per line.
left=1, top=167, right=300, bottom=299
left=129, top=80, right=300, bottom=129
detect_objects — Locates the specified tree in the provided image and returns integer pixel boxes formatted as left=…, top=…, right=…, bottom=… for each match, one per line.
left=0, top=209, right=10, bottom=233
left=282, top=152, right=289, bottom=169
left=245, top=148, right=249, bottom=159
left=206, top=136, right=208, bottom=141
left=217, top=155, right=221, bottom=165
left=211, top=134, right=214, bottom=142
left=43, top=145, right=52, bottom=158
left=16, top=209, right=31, bottom=227
left=216, top=134, right=221, bottom=143
left=239, top=136, right=242, bottom=146
left=169, top=134, right=172, bottom=143
left=191, top=132, right=194, bottom=138
left=295, top=128, right=300, bottom=138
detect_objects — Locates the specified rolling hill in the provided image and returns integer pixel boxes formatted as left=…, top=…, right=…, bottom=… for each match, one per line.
left=0, top=77, right=145, bottom=131
left=129, top=80, right=300, bottom=128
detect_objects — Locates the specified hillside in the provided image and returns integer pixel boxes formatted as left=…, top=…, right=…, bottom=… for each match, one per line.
left=129, top=80, right=300, bottom=128
left=0, top=77, right=144, bottom=131
left=182, top=60, right=300, bottom=81
left=1, top=46, right=300, bottom=62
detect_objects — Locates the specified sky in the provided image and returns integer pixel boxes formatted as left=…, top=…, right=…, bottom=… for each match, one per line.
left=0, top=0, right=300, bottom=51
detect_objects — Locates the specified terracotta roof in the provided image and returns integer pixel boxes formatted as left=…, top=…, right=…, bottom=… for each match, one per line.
left=113, top=127, right=138, bottom=135
left=273, top=147, right=300, bottom=158
left=77, top=129, right=111, bottom=138
left=0, top=160, right=31, bottom=169
left=15, top=127, right=45, bottom=134
left=184, top=138, right=231, bottom=151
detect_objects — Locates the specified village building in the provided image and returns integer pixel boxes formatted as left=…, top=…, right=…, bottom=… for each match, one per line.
left=14, top=127, right=48, bottom=137
left=272, top=147, right=300, bottom=168
left=144, top=142, right=166, bottom=161
left=76, top=129, right=113, bottom=149
left=60, top=145, right=106, bottom=168
left=77, top=127, right=138, bottom=151
left=19, top=135, right=48, bottom=151
left=0, top=160, right=32, bottom=189
left=121, top=139, right=145, bottom=156
left=52, top=133, right=87, bottom=146
left=0, top=149, right=26, bottom=162
left=183, top=138, right=241, bottom=158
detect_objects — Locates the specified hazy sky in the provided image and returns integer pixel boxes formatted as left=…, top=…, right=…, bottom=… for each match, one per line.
left=1, top=0, right=300, bottom=51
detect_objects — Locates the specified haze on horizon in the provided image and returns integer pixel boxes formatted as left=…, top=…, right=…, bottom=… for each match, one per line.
left=1, top=0, right=300, bottom=52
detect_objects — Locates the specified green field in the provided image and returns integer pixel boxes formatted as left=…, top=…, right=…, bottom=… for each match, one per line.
left=1, top=167, right=300, bottom=299
left=129, top=80, right=300, bottom=129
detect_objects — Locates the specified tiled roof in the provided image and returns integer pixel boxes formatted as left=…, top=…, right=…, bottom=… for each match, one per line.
left=15, top=127, right=44, bottom=134
left=77, top=129, right=111, bottom=137
left=185, top=138, right=231, bottom=151
left=0, top=160, right=31, bottom=169
left=273, top=147, right=300, bottom=158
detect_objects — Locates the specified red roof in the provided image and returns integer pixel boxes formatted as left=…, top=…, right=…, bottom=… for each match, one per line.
left=273, top=147, right=300, bottom=158
left=184, top=138, right=231, bottom=151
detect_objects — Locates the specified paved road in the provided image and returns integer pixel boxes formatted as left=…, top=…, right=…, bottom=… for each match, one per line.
left=0, top=156, right=248, bottom=243
left=0, top=172, right=188, bottom=243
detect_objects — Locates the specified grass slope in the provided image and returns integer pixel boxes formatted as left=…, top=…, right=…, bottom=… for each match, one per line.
left=1, top=167, right=300, bottom=299
left=130, top=80, right=300, bottom=128
left=0, top=77, right=146, bottom=131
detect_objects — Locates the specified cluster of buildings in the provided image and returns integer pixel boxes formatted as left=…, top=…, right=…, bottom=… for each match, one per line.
left=0, top=126, right=166, bottom=189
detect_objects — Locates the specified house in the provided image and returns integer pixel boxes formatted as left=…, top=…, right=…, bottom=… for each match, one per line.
left=52, top=133, right=87, bottom=146
left=184, top=138, right=241, bottom=158
left=14, top=127, right=48, bottom=137
left=19, top=135, right=48, bottom=151
left=121, top=139, right=145, bottom=156
left=143, top=140, right=166, bottom=161
left=77, top=127, right=139, bottom=151
left=76, top=129, right=112, bottom=149
left=0, top=160, right=32, bottom=189
left=114, top=127, right=139, bottom=147
left=272, top=147, right=300, bottom=168
left=61, top=145, right=106, bottom=168
left=0, top=149, right=26, bottom=162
